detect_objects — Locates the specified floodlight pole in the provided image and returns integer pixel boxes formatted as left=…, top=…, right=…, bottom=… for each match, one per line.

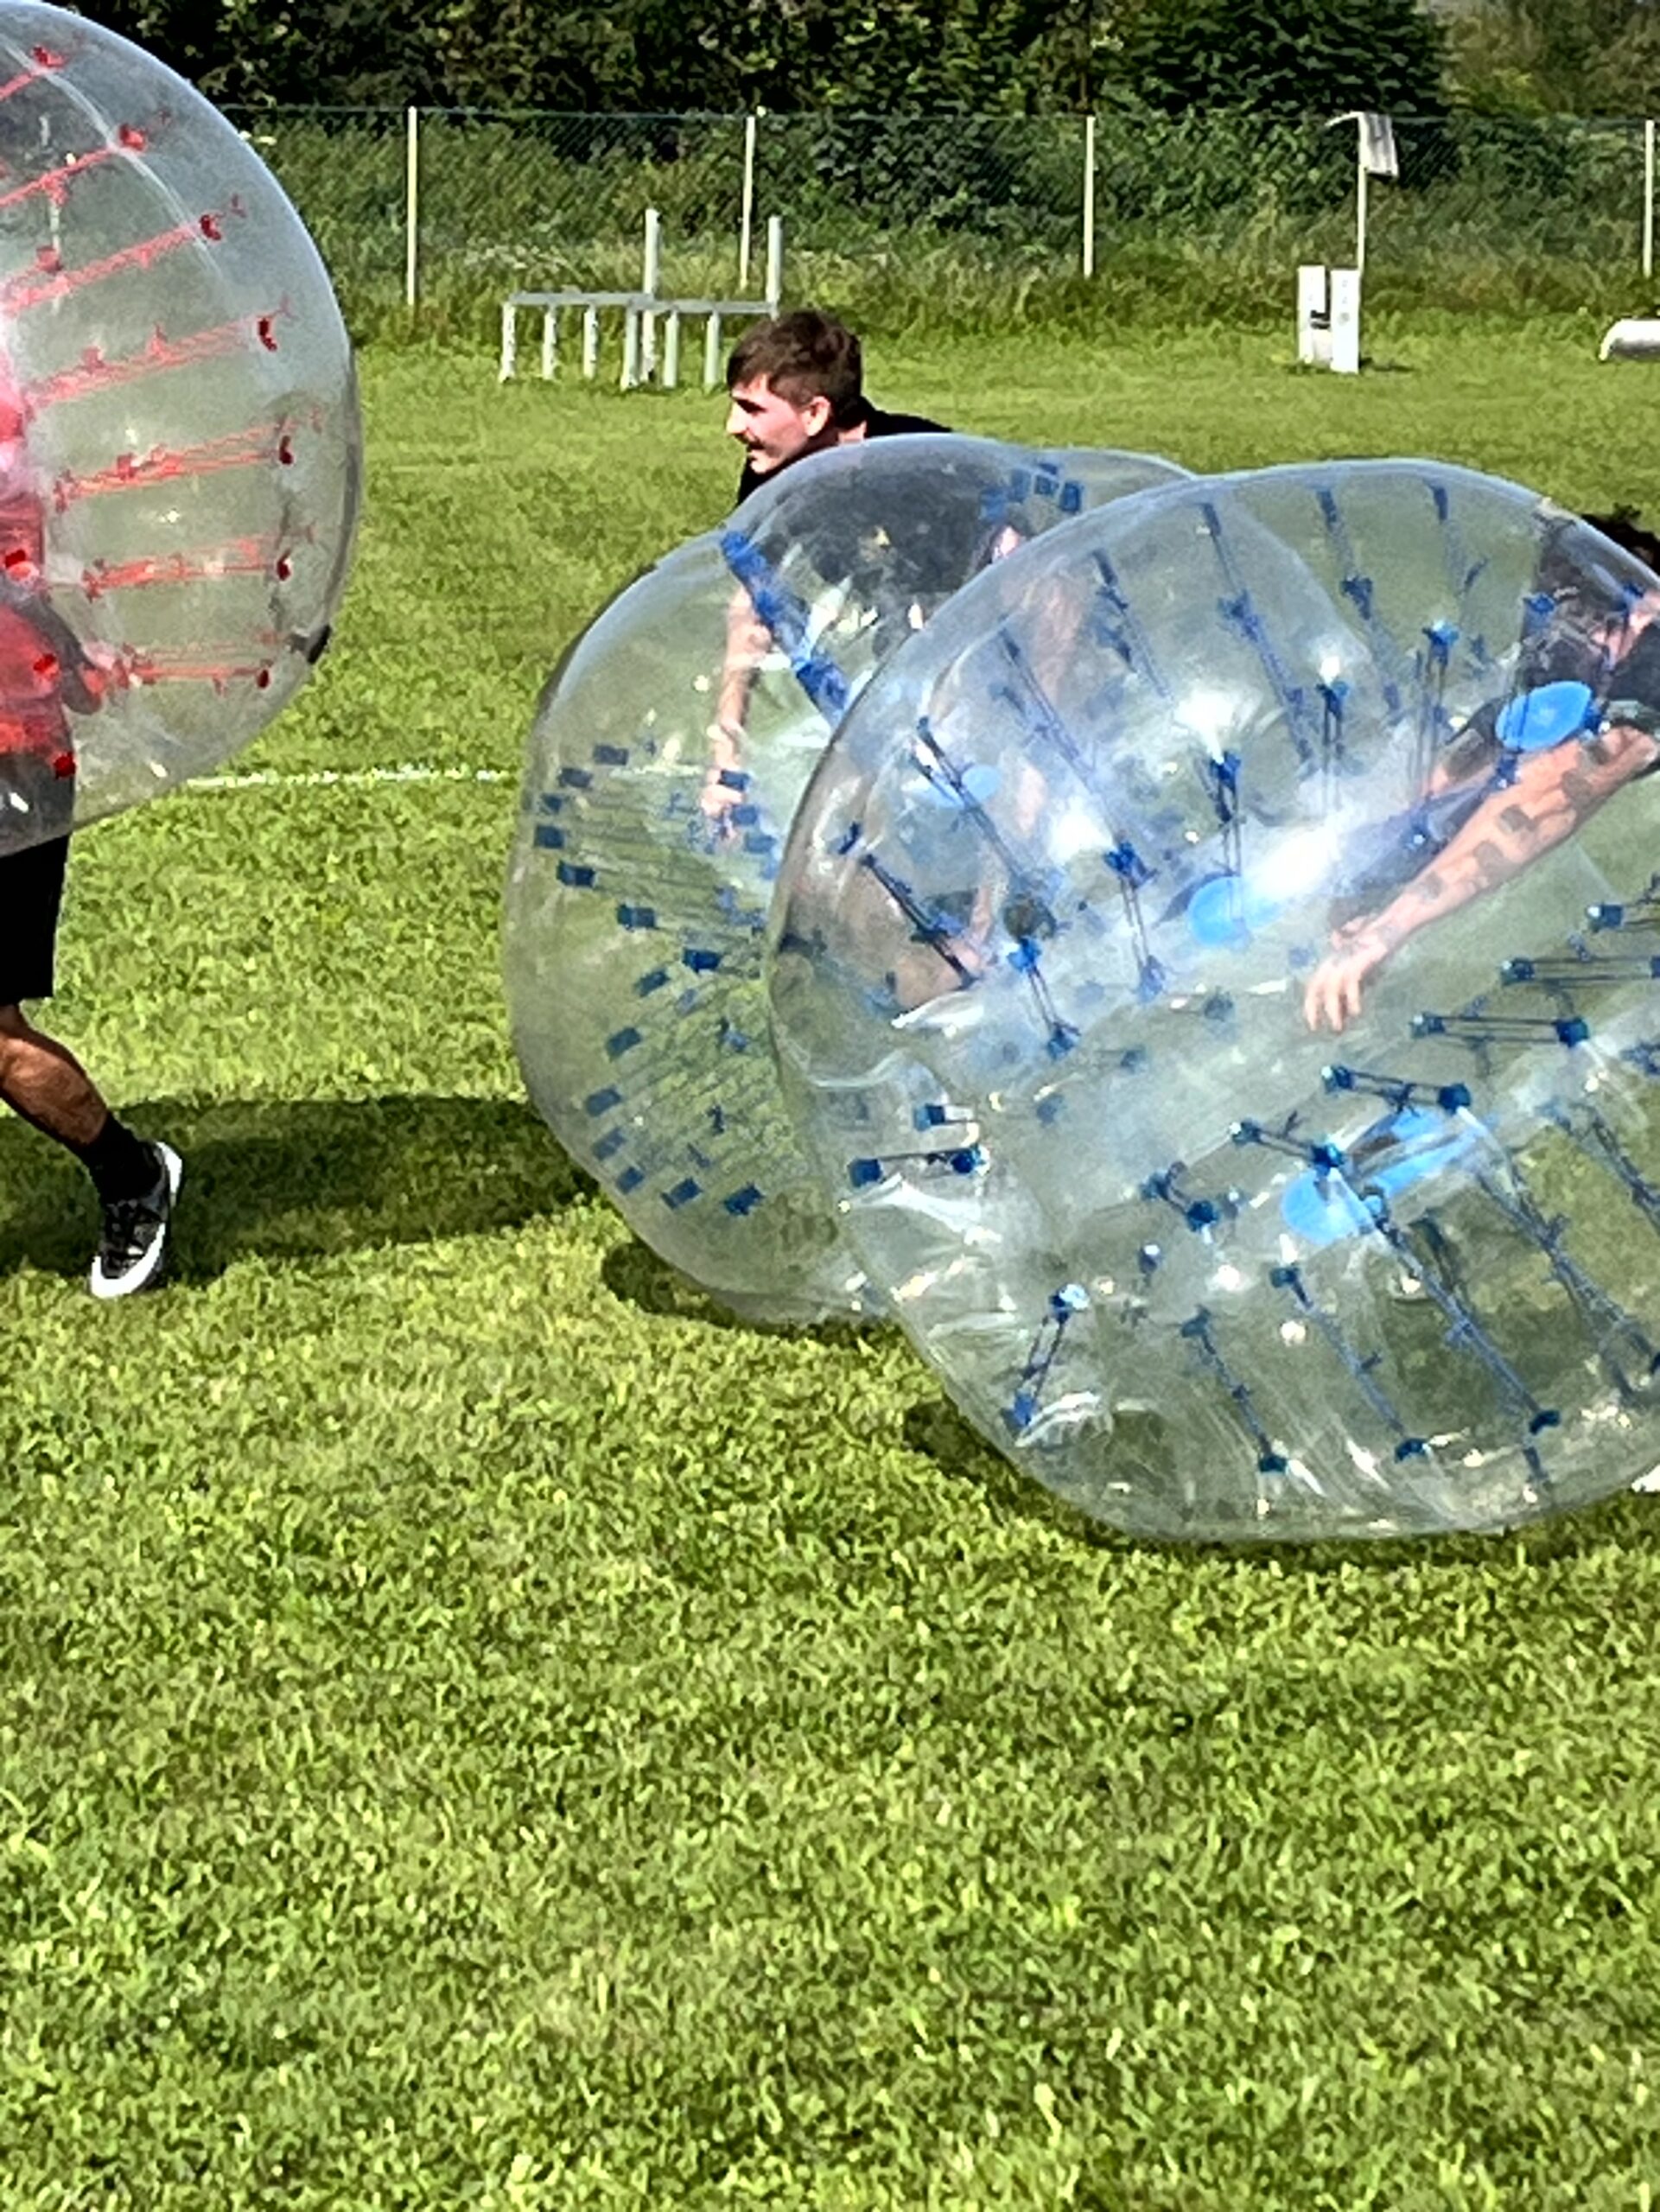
left=404, top=105, right=419, bottom=309
left=1355, top=125, right=1369, bottom=276
left=740, top=112, right=758, bottom=292
left=1082, top=113, right=1097, bottom=278
left=1327, top=111, right=1381, bottom=277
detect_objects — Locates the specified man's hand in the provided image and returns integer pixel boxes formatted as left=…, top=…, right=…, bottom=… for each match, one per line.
left=1303, top=916, right=1400, bottom=1034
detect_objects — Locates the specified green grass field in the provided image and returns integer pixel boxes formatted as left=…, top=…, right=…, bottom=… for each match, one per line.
left=3, top=320, right=1660, bottom=2209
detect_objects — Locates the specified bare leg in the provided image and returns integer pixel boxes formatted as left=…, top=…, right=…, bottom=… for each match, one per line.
left=0, top=1001, right=110, bottom=1148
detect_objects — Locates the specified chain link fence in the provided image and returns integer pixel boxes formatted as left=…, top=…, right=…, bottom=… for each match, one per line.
left=226, top=106, right=1660, bottom=336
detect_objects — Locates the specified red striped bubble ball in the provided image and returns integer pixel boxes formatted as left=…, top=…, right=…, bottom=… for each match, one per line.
left=0, top=0, right=360, bottom=857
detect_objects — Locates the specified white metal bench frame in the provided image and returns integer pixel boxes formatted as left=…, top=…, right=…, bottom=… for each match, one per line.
left=499, top=210, right=785, bottom=391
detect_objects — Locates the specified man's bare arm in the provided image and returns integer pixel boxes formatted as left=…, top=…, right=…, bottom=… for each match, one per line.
left=703, top=585, right=773, bottom=823
left=1305, top=721, right=1660, bottom=1031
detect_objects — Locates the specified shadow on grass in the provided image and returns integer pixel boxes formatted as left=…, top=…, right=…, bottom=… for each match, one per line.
left=905, top=1393, right=1659, bottom=1569
left=0, top=1093, right=588, bottom=1283
left=601, top=1235, right=877, bottom=1347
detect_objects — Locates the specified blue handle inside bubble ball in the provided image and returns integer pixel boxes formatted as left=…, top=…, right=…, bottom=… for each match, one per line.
left=1181, top=682, right=1599, bottom=954
left=1493, top=679, right=1599, bottom=753
left=1279, top=1107, right=1479, bottom=1245
left=1185, top=870, right=1285, bottom=947
left=918, top=760, right=1002, bottom=808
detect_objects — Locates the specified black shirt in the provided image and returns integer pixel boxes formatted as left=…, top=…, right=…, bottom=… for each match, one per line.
left=735, top=402, right=950, bottom=506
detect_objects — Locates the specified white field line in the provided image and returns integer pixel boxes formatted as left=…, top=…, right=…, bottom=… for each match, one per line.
left=183, top=763, right=510, bottom=793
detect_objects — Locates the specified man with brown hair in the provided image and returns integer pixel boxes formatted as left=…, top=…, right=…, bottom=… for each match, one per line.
left=725, top=308, right=946, bottom=505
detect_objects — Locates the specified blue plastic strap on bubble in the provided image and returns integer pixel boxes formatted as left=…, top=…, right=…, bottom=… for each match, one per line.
left=857, top=848, right=982, bottom=988
left=1276, top=1104, right=1483, bottom=1249
left=1179, top=1307, right=1288, bottom=1475
left=1091, top=550, right=1171, bottom=697
left=1271, top=1262, right=1428, bottom=1460
left=1321, top=1064, right=1475, bottom=1117
left=1550, top=1100, right=1660, bottom=1229
left=719, top=528, right=852, bottom=721
left=1414, top=1008, right=1590, bottom=1050
left=1501, top=950, right=1660, bottom=987
left=1143, top=1163, right=1236, bottom=1236
left=1315, top=484, right=1415, bottom=718
left=1520, top=588, right=1556, bottom=641
left=1475, top=1163, right=1659, bottom=1394
left=1002, top=1282, right=1089, bottom=1436
left=1426, top=477, right=1486, bottom=608
left=1103, top=840, right=1164, bottom=997
left=1201, top=499, right=1319, bottom=767
left=1317, top=680, right=1349, bottom=798
left=1002, top=941, right=1078, bottom=1058
left=1231, top=1119, right=1347, bottom=1174
left=846, top=1141, right=985, bottom=1188
left=913, top=715, right=1026, bottom=879
left=993, top=629, right=1099, bottom=790
left=1354, top=1187, right=1559, bottom=1445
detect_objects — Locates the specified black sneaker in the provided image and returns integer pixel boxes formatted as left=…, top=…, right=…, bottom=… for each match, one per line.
left=89, top=1141, right=182, bottom=1300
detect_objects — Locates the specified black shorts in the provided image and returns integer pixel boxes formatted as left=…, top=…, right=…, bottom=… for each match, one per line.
left=0, top=756, right=74, bottom=1006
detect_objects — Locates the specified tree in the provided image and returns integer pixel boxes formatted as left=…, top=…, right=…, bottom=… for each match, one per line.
left=1113, top=0, right=1448, bottom=117
left=1445, top=0, right=1660, bottom=116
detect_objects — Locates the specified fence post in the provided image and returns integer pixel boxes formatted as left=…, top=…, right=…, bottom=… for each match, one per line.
left=1081, top=114, right=1097, bottom=278
left=765, top=214, right=784, bottom=310
left=739, top=112, right=758, bottom=292
left=641, top=206, right=661, bottom=379
left=404, top=105, right=419, bottom=309
left=1645, top=118, right=1655, bottom=283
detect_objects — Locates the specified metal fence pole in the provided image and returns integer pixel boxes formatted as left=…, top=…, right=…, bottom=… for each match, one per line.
left=765, top=213, right=783, bottom=310
left=404, top=105, right=419, bottom=308
left=1082, top=114, right=1097, bottom=278
left=641, top=206, right=661, bottom=379
left=1645, top=118, right=1655, bottom=283
left=739, top=112, right=758, bottom=292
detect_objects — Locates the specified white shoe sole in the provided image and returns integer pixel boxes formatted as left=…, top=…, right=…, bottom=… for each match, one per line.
left=89, top=1142, right=183, bottom=1301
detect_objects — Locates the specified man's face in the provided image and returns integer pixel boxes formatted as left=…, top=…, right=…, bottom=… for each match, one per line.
left=726, top=377, right=833, bottom=477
